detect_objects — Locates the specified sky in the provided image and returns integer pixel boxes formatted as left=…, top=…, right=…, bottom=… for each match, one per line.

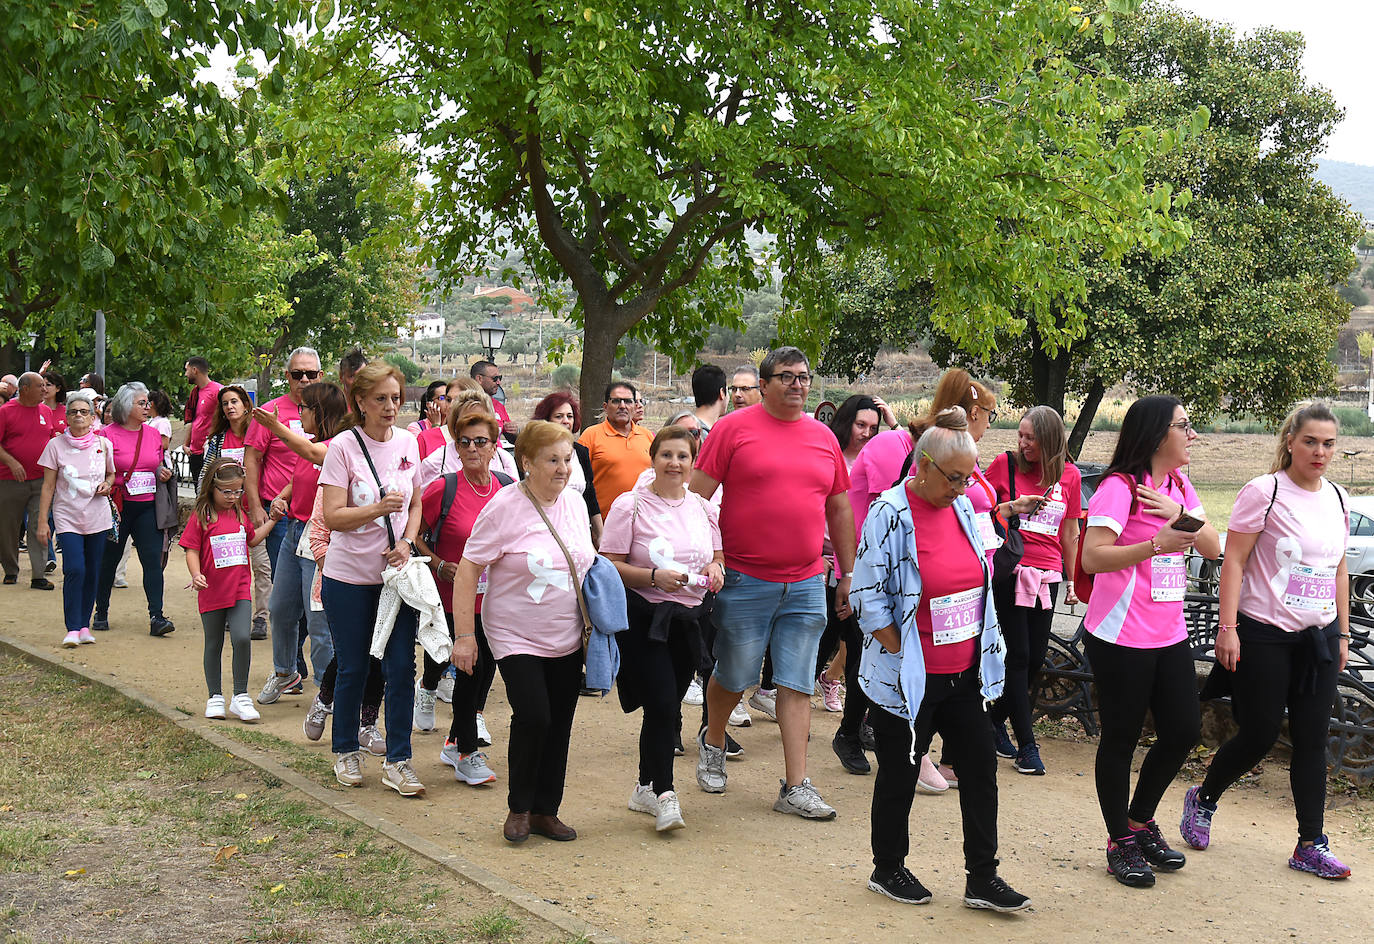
left=1172, top=0, right=1370, bottom=165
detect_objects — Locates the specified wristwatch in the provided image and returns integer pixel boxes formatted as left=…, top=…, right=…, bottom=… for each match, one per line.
left=403, top=538, right=418, bottom=554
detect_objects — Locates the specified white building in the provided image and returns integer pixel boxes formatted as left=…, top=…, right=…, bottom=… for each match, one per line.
left=399, top=315, right=445, bottom=339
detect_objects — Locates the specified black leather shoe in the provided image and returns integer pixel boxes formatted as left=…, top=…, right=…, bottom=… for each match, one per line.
left=832, top=732, right=871, bottom=774
left=2, top=574, right=16, bottom=585
left=30, top=577, right=53, bottom=590
left=149, top=616, right=176, bottom=637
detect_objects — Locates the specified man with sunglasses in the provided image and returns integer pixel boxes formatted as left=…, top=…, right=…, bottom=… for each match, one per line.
left=578, top=381, right=653, bottom=516
left=183, top=356, right=222, bottom=485
left=690, top=347, right=856, bottom=819
left=0, top=373, right=59, bottom=588
left=470, top=360, right=518, bottom=442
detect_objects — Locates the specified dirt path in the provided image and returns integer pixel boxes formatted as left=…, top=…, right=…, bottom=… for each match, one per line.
left=4, top=561, right=1369, bottom=943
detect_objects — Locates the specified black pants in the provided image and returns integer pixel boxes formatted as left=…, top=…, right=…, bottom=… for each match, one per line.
left=1200, top=618, right=1340, bottom=842
left=619, top=596, right=698, bottom=795
left=870, top=668, right=999, bottom=878
left=419, top=613, right=495, bottom=752
left=188, top=452, right=204, bottom=488
left=818, top=583, right=870, bottom=737
left=989, top=581, right=1057, bottom=748
left=320, top=656, right=384, bottom=721
left=497, top=649, right=582, bottom=814
left=1084, top=634, right=1200, bottom=839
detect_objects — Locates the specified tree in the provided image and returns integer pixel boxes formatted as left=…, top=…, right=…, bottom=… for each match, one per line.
left=828, top=3, right=1362, bottom=454
left=1, top=0, right=303, bottom=370
left=297, top=0, right=1190, bottom=413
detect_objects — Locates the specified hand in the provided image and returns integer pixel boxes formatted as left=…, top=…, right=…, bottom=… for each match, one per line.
left=156, top=466, right=173, bottom=482
left=424, top=400, right=444, bottom=427
left=40, top=359, right=51, bottom=374
left=269, top=496, right=289, bottom=520
left=191, top=574, right=209, bottom=591
left=374, top=491, right=406, bottom=516
left=501, top=421, right=518, bottom=439
left=6, top=459, right=25, bottom=481
left=1010, top=495, right=1047, bottom=516
left=451, top=635, right=479, bottom=675
left=1152, top=519, right=1197, bottom=554
left=1062, top=580, right=1080, bottom=606
left=834, top=575, right=852, bottom=618
left=1215, top=629, right=1239, bottom=671
left=1137, top=485, right=1183, bottom=521
left=1339, top=635, right=1350, bottom=673
left=657, top=569, right=689, bottom=593
left=35, top=523, right=50, bottom=547
left=435, top=560, right=456, bottom=583
left=706, top=561, right=725, bottom=593
left=249, top=504, right=268, bottom=529
left=384, top=540, right=412, bottom=569
left=95, top=480, right=112, bottom=496
left=871, top=396, right=899, bottom=429
left=251, top=404, right=283, bottom=432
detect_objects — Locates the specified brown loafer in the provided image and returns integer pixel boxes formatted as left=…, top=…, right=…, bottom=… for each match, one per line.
left=529, top=814, right=577, bottom=841
left=502, top=811, right=530, bottom=844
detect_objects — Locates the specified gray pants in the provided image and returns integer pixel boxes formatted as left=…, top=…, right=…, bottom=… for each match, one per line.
left=201, top=599, right=252, bottom=696
left=0, top=478, right=44, bottom=580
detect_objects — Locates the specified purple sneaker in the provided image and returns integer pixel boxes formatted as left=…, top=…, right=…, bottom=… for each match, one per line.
left=1179, top=786, right=1214, bottom=850
left=1288, top=836, right=1351, bottom=879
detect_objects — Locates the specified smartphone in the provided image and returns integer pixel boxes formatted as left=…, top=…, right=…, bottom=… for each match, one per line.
left=1171, top=512, right=1205, bottom=533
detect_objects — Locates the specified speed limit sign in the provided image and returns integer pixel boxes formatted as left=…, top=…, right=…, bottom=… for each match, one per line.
left=814, top=400, right=836, bottom=426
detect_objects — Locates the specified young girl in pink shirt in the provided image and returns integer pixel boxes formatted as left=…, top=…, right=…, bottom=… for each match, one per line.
left=180, top=458, right=278, bottom=723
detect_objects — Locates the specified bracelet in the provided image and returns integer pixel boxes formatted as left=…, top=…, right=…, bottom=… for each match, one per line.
left=1218, top=623, right=1237, bottom=633
left=1339, top=632, right=1352, bottom=639
left=455, top=633, right=475, bottom=639
left=1149, top=538, right=1163, bottom=556
left=650, top=567, right=657, bottom=589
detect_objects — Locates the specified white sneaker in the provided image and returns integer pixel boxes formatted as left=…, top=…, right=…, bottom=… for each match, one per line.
left=773, top=778, right=837, bottom=820
left=748, top=688, right=777, bottom=721
left=439, top=743, right=497, bottom=785
left=436, top=675, right=455, bottom=704
left=475, top=712, right=491, bottom=746
left=381, top=759, right=426, bottom=797
left=655, top=791, right=686, bottom=832
left=359, top=724, right=386, bottom=756
left=413, top=683, right=437, bottom=732
left=334, top=750, right=364, bottom=787
left=112, top=576, right=128, bottom=589
left=629, top=783, right=659, bottom=815
left=205, top=694, right=226, bottom=719
left=728, top=699, right=751, bottom=727
left=682, top=678, right=704, bottom=706
left=229, top=693, right=260, bottom=723
left=302, top=696, right=331, bottom=741
left=61, top=630, right=80, bottom=648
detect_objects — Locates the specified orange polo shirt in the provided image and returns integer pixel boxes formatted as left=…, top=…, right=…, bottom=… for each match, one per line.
left=578, top=419, right=653, bottom=515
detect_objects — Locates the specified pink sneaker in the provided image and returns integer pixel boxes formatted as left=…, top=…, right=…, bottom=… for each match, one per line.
left=77, top=627, right=95, bottom=645
left=916, top=754, right=949, bottom=794
left=817, top=673, right=844, bottom=712
left=61, top=630, right=80, bottom=648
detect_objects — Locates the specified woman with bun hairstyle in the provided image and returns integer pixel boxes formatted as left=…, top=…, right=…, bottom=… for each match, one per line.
left=983, top=406, right=1082, bottom=776
left=1079, top=396, right=1220, bottom=888
left=1180, top=401, right=1352, bottom=880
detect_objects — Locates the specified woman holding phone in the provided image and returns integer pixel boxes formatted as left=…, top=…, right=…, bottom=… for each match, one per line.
left=1079, top=396, right=1220, bottom=888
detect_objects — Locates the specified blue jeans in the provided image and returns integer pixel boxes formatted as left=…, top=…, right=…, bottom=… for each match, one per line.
left=264, top=514, right=286, bottom=577
left=710, top=569, right=827, bottom=695
left=95, top=501, right=165, bottom=621
left=322, top=576, right=416, bottom=763
left=268, top=517, right=333, bottom=682
left=57, top=531, right=108, bottom=634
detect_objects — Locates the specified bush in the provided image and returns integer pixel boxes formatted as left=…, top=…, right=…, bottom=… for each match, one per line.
left=550, top=363, right=580, bottom=392
left=383, top=351, right=422, bottom=383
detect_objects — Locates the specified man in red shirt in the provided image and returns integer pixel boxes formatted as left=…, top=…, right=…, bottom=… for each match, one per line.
left=470, top=360, right=518, bottom=442
left=0, top=373, right=58, bottom=588
left=183, top=356, right=222, bottom=485
left=690, top=347, right=856, bottom=819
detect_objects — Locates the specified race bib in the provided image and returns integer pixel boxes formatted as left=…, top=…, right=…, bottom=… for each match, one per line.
left=477, top=569, right=489, bottom=595
left=1150, top=554, right=1186, bottom=603
left=289, top=419, right=304, bottom=434
left=974, top=512, right=1002, bottom=552
left=930, top=587, right=983, bottom=646
left=210, top=529, right=249, bottom=568
left=221, top=446, right=245, bottom=464
left=126, top=470, right=156, bottom=496
left=1022, top=498, right=1066, bottom=536
left=1284, top=564, right=1337, bottom=614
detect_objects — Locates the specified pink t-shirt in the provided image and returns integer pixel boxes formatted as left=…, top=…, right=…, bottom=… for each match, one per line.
left=38, top=434, right=114, bottom=535
left=179, top=511, right=256, bottom=614
left=910, top=488, right=983, bottom=674
left=695, top=404, right=850, bottom=582
left=1232, top=471, right=1349, bottom=632
left=848, top=428, right=913, bottom=535
left=462, top=485, right=594, bottom=660
left=288, top=437, right=330, bottom=522
left=187, top=380, right=222, bottom=454
left=601, top=485, right=722, bottom=605
left=985, top=452, right=1083, bottom=572
left=100, top=423, right=164, bottom=503
left=0, top=400, right=58, bottom=481
left=417, top=425, right=448, bottom=459
left=318, top=428, right=422, bottom=586
left=420, top=472, right=504, bottom=614
left=245, top=395, right=305, bottom=504
left=1084, top=471, right=1203, bottom=648
left=217, top=428, right=248, bottom=466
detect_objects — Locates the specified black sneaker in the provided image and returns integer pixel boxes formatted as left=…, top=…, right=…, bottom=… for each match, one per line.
left=1015, top=743, right=1046, bottom=776
left=724, top=731, right=744, bottom=760
left=149, top=615, right=176, bottom=637
left=867, top=867, right=931, bottom=905
left=993, top=720, right=1016, bottom=759
left=250, top=617, right=268, bottom=640
left=859, top=721, right=876, bottom=753
left=1132, top=820, right=1186, bottom=871
left=91, top=616, right=109, bottom=632
left=1106, top=835, right=1156, bottom=888
left=832, top=732, right=871, bottom=774
left=2, top=574, right=16, bottom=585
left=44, top=560, right=56, bottom=575
left=30, top=577, right=54, bottom=590
left=964, top=874, right=1031, bottom=912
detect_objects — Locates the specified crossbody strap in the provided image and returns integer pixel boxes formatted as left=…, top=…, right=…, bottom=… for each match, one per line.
left=350, top=428, right=397, bottom=549
left=519, top=482, right=592, bottom=632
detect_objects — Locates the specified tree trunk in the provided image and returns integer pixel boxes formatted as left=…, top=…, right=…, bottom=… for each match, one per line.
left=1028, top=340, right=1070, bottom=416
left=579, top=308, right=621, bottom=429
left=1067, top=376, right=1105, bottom=461
left=0, top=340, right=16, bottom=377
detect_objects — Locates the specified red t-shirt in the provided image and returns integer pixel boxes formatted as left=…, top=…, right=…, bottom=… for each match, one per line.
left=421, top=471, right=503, bottom=613
left=187, top=380, right=222, bottom=455
left=694, top=404, right=849, bottom=582
left=288, top=437, right=331, bottom=522
left=245, top=395, right=305, bottom=504
left=909, top=487, right=983, bottom=674
left=0, top=400, right=58, bottom=480
left=100, top=423, right=164, bottom=502
left=417, top=425, right=448, bottom=459
left=179, top=511, right=256, bottom=613
left=984, top=452, right=1083, bottom=572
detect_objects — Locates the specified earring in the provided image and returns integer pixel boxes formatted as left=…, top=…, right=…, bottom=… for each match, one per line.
left=917, top=478, right=926, bottom=487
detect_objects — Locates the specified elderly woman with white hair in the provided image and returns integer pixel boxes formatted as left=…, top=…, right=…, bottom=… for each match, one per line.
left=92, top=382, right=176, bottom=636
left=852, top=407, right=1028, bottom=912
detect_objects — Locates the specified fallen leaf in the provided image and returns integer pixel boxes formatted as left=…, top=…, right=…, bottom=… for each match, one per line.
left=214, top=845, right=239, bottom=863
left=269, top=883, right=285, bottom=895
left=333, top=850, right=355, bottom=859
left=254, top=835, right=275, bottom=845
left=0, top=804, right=12, bottom=812
left=234, top=793, right=248, bottom=800
left=64, top=868, right=86, bottom=879
left=134, top=771, right=155, bottom=780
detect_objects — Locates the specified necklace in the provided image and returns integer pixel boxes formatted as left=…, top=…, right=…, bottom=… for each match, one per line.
left=465, top=471, right=494, bottom=498
left=650, top=484, right=687, bottom=507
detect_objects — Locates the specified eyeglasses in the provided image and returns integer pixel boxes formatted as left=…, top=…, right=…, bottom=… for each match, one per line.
left=66, top=409, right=91, bottom=417
left=607, top=397, right=635, bottom=406
left=1169, top=420, right=1195, bottom=433
left=288, top=369, right=323, bottom=381
left=729, top=385, right=759, bottom=394
left=983, top=408, right=999, bottom=423
left=434, top=395, right=449, bottom=402
left=484, top=374, right=502, bottom=383
left=216, top=487, right=245, bottom=498
left=922, top=451, right=965, bottom=486
left=134, top=399, right=149, bottom=407
left=457, top=436, right=491, bottom=448
left=767, top=371, right=812, bottom=387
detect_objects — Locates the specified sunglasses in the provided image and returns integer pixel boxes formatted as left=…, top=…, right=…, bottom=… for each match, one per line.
left=288, top=369, right=323, bottom=381
left=457, top=436, right=492, bottom=448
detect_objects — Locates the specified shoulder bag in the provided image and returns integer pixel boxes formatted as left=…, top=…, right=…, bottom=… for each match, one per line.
left=519, top=481, right=594, bottom=650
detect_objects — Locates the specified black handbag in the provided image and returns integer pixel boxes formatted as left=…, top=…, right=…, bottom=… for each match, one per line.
left=990, top=451, right=1025, bottom=592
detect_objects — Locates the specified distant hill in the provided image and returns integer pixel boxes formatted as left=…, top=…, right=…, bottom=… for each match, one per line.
left=1317, top=159, right=1374, bottom=221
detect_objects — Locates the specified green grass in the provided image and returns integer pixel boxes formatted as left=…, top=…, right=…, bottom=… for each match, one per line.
left=1192, top=483, right=1242, bottom=530
left=469, top=907, right=523, bottom=943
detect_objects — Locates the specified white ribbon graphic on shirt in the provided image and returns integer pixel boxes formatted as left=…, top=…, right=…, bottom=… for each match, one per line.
left=649, top=536, right=681, bottom=571
left=1269, top=536, right=1301, bottom=600
left=62, top=463, right=95, bottom=497
left=526, top=548, right=570, bottom=602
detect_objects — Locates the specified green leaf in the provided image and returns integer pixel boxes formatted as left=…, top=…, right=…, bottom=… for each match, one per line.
left=314, top=0, right=334, bottom=31
left=144, top=0, right=168, bottom=18
left=236, top=60, right=258, bottom=78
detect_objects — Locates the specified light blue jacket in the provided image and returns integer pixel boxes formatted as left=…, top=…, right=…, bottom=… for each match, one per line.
left=852, top=482, right=1007, bottom=761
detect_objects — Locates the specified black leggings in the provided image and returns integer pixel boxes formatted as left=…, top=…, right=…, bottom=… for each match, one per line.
left=989, top=581, right=1058, bottom=748
left=320, top=656, right=384, bottom=725
left=619, top=596, right=698, bottom=795
left=819, top=583, right=869, bottom=736
left=419, top=614, right=495, bottom=752
left=1200, top=619, right=1340, bottom=842
left=1084, top=634, right=1200, bottom=839
left=497, top=650, right=582, bottom=814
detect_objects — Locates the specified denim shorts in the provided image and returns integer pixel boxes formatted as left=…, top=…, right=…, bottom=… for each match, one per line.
left=710, top=569, right=827, bottom=695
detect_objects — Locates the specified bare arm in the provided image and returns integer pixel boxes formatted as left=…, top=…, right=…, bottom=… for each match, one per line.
left=250, top=405, right=327, bottom=464
left=244, top=445, right=267, bottom=525
left=1060, top=518, right=1081, bottom=605
left=450, top=559, right=483, bottom=674
left=689, top=469, right=719, bottom=501
left=35, top=468, right=57, bottom=546
left=826, top=491, right=857, bottom=615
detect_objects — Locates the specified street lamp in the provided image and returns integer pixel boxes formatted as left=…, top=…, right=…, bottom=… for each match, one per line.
left=24, top=331, right=38, bottom=372
left=477, top=317, right=508, bottom=361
